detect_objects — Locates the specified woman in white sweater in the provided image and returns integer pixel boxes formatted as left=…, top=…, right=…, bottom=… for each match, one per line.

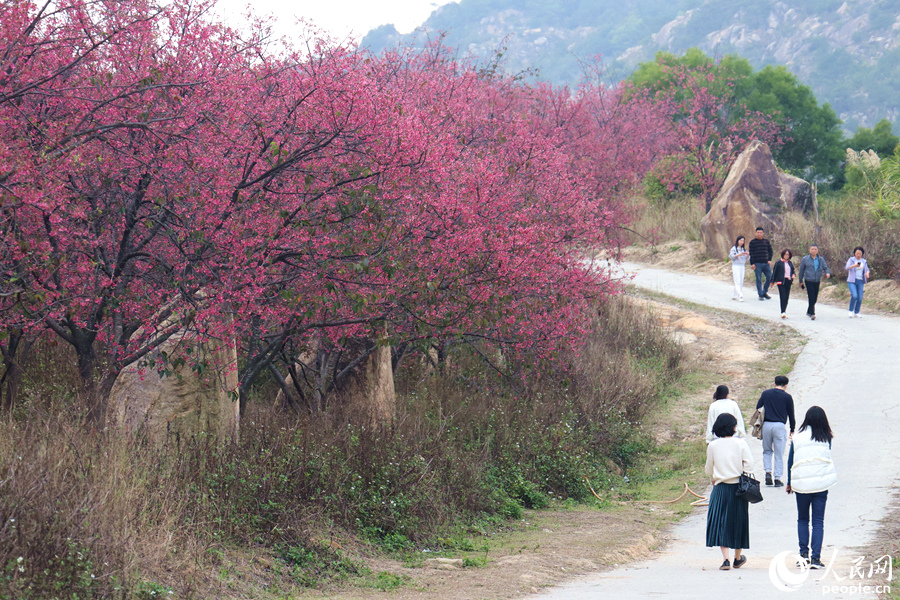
left=706, top=385, right=747, bottom=443
left=786, top=406, right=837, bottom=569
left=729, top=236, right=750, bottom=301
left=705, top=413, right=754, bottom=570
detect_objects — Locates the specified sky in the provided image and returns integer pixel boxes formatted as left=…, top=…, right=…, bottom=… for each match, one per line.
left=215, top=0, right=458, bottom=42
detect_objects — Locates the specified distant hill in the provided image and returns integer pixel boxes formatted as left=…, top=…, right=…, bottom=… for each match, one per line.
left=362, top=0, right=900, bottom=134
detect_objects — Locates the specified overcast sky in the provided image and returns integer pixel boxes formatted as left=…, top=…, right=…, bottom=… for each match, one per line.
left=215, top=0, right=458, bottom=43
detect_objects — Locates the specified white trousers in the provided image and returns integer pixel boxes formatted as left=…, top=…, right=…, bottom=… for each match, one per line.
left=731, top=263, right=745, bottom=299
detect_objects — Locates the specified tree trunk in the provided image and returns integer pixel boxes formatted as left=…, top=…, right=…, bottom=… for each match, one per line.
left=1, top=331, right=32, bottom=414
left=76, top=344, right=107, bottom=427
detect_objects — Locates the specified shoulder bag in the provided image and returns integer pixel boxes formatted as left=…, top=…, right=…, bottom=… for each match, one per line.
left=735, top=472, right=763, bottom=503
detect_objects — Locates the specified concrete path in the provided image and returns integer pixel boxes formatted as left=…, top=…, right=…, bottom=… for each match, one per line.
left=533, top=263, right=900, bottom=599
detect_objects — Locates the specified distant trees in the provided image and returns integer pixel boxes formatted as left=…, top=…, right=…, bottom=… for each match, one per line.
left=846, top=119, right=900, bottom=157
left=630, top=49, right=845, bottom=186
left=628, top=50, right=781, bottom=211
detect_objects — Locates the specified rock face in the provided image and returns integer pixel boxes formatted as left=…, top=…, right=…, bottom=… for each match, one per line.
left=108, top=327, right=240, bottom=447
left=700, top=141, right=812, bottom=260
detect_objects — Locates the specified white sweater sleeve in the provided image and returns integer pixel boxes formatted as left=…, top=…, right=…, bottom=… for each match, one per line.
left=733, top=400, right=747, bottom=438
left=741, top=439, right=754, bottom=473
left=706, top=405, right=716, bottom=443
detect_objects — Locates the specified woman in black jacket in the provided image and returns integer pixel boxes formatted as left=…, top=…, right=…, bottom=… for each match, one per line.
left=772, top=249, right=796, bottom=318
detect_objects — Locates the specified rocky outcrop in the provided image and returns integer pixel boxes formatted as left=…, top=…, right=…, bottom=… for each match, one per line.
left=108, top=320, right=239, bottom=447
left=779, top=171, right=814, bottom=214
left=700, top=141, right=812, bottom=260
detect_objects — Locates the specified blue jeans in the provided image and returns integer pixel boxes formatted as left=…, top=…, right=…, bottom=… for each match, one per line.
left=754, top=263, right=772, bottom=297
left=848, top=280, right=865, bottom=313
left=796, top=490, right=828, bottom=560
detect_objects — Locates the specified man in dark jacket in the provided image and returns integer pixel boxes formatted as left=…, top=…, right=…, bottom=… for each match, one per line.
left=797, top=244, right=831, bottom=320
left=748, top=227, right=773, bottom=300
left=756, top=375, right=796, bottom=487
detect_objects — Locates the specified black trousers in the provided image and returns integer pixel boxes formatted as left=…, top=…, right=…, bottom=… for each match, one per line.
left=804, top=280, right=820, bottom=315
left=778, top=281, right=792, bottom=313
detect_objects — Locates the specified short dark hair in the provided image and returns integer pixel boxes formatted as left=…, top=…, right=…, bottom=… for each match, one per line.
left=712, top=413, right=738, bottom=438
left=774, top=375, right=789, bottom=387
left=781, top=248, right=792, bottom=259
left=713, top=384, right=729, bottom=400
left=755, top=227, right=764, bottom=232
left=799, top=406, right=833, bottom=444
left=853, top=246, right=865, bottom=255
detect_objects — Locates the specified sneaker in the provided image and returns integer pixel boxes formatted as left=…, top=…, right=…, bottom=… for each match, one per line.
left=856, top=314, right=862, bottom=318
left=719, top=559, right=731, bottom=571
left=774, top=479, right=784, bottom=487
left=781, top=313, right=787, bottom=319
left=810, top=558, right=825, bottom=569
left=739, top=297, right=744, bottom=302
left=797, top=553, right=810, bottom=567
left=849, top=311, right=855, bottom=318
left=764, top=294, right=772, bottom=299
left=759, top=296, right=766, bottom=301
left=765, top=473, right=773, bottom=486
left=811, top=315, right=816, bottom=320
left=733, top=556, right=747, bottom=569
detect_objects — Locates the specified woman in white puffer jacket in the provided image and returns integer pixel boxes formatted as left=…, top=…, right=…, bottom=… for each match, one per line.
left=786, top=406, right=837, bottom=569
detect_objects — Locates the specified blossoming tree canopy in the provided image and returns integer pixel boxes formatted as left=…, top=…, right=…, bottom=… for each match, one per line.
left=0, top=0, right=664, bottom=421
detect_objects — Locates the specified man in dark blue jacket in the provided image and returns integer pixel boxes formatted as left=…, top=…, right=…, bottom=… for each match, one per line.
left=756, top=375, right=796, bottom=487
left=748, top=227, right=773, bottom=301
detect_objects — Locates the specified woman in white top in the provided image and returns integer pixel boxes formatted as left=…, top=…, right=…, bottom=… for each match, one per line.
left=706, top=384, right=747, bottom=443
left=729, top=236, right=750, bottom=301
left=705, top=413, right=754, bottom=570
left=786, top=406, right=836, bottom=569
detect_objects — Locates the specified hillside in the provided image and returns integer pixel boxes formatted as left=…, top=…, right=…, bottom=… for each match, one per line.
left=362, top=0, right=900, bottom=133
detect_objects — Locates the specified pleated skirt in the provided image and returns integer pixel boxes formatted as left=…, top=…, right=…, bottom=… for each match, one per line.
left=706, top=482, right=750, bottom=549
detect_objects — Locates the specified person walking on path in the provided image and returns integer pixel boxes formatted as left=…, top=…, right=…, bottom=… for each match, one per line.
left=729, top=236, right=750, bottom=301
left=705, top=413, right=754, bottom=571
left=786, top=406, right=837, bottom=570
left=845, top=246, right=871, bottom=318
left=706, top=384, right=747, bottom=443
left=748, top=227, right=773, bottom=301
left=797, top=245, right=831, bottom=320
left=772, top=248, right=796, bottom=319
left=756, top=375, right=795, bottom=487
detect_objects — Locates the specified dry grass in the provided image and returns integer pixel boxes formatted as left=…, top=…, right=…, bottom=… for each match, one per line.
left=622, top=194, right=706, bottom=247
left=0, top=297, right=689, bottom=599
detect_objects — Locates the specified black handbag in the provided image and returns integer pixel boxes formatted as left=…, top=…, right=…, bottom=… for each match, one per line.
left=735, top=472, right=763, bottom=503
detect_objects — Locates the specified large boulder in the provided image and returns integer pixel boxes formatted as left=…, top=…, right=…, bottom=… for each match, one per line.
left=108, top=324, right=240, bottom=447
left=701, top=141, right=813, bottom=259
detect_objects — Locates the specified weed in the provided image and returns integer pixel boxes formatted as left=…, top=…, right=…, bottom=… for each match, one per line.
left=370, top=571, right=410, bottom=591
left=276, top=543, right=363, bottom=588
left=134, top=580, right=175, bottom=599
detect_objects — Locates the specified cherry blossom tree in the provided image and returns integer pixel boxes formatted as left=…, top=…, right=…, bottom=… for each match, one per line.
left=1, top=1, right=663, bottom=422
left=635, top=63, right=783, bottom=211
